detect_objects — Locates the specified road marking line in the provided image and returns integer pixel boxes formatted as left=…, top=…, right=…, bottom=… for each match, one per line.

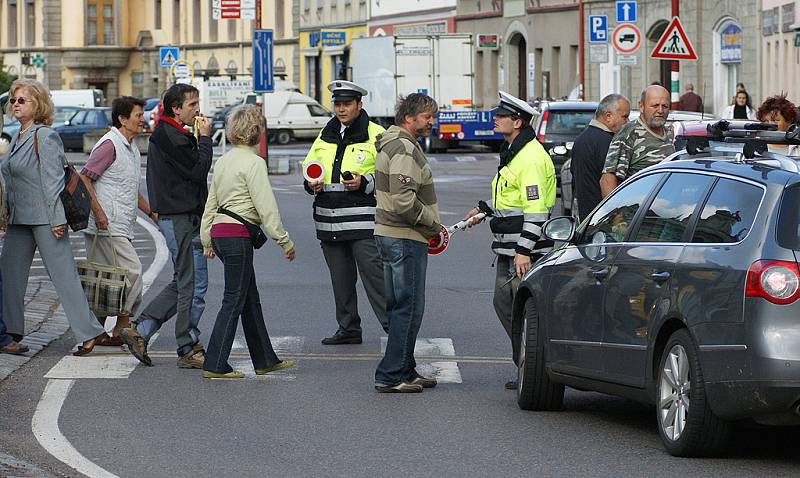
left=32, top=380, right=121, bottom=478
left=455, top=156, right=477, bottom=162
left=44, top=356, right=140, bottom=379
left=417, top=362, right=463, bottom=383
left=32, top=216, right=168, bottom=478
left=379, top=338, right=463, bottom=383
left=380, top=337, right=455, bottom=355
left=229, top=359, right=297, bottom=381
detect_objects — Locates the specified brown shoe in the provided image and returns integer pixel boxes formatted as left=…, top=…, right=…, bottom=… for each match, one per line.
left=1, top=341, right=29, bottom=355
left=120, top=328, right=152, bottom=366
left=177, top=349, right=205, bottom=369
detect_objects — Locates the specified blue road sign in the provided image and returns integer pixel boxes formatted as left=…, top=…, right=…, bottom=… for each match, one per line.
left=253, top=30, right=274, bottom=93
left=159, top=47, right=179, bottom=68
left=616, top=1, right=637, bottom=23
left=589, top=15, right=608, bottom=43
left=321, top=31, right=346, bottom=47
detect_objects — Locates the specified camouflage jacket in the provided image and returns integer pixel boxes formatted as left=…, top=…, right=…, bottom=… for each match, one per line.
left=602, top=117, right=675, bottom=181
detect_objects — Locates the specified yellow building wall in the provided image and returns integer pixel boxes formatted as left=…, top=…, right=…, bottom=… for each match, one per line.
left=62, top=0, right=85, bottom=48
left=300, top=25, right=366, bottom=108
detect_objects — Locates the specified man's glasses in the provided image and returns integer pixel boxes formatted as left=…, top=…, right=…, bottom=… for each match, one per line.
left=9, top=97, right=29, bottom=105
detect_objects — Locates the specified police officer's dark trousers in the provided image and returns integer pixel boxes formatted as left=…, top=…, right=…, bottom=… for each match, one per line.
left=493, top=254, right=520, bottom=342
left=321, top=238, right=389, bottom=337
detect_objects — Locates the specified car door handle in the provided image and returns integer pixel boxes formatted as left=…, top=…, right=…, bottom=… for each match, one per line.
left=650, top=271, right=671, bottom=282
left=591, top=268, right=610, bottom=281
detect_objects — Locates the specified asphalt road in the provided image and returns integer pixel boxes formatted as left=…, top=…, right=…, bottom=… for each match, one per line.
left=0, top=147, right=798, bottom=477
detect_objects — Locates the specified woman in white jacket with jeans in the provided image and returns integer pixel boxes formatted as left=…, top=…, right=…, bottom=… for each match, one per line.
left=200, top=105, right=296, bottom=379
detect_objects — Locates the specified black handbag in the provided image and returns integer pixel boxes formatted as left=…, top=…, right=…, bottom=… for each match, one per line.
left=217, top=207, right=268, bottom=249
left=34, top=129, right=91, bottom=231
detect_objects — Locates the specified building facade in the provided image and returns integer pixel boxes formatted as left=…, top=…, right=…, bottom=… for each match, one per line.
left=761, top=1, right=799, bottom=105
left=0, top=0, right=298, bottom=101
left=582, top=0, right=760, bottom=115
left=368, top=0, right=456, bottom=37
left=298, top=0, right=369, bottom=107
left=455, top=0, right=580, bottom=110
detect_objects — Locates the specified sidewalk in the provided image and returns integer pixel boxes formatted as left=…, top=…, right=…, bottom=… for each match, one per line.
left=0, top=278, right=69, bottom=381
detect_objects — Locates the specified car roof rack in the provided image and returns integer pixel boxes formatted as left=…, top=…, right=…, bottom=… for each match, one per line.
left=668, top=120, right=800, bottom=173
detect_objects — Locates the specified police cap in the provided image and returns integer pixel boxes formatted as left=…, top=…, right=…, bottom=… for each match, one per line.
left=492, top=91, right=535, bottom=122
left=327, top=80, right=368, bottom=102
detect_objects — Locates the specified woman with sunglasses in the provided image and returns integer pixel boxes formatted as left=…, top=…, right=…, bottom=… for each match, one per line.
left=0, top=79, right=107, bottom=355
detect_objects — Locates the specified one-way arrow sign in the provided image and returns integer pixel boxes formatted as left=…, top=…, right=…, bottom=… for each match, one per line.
left=253, top=30, right=274, bottom=93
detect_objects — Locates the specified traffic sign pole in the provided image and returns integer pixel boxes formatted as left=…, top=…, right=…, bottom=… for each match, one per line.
left=671, top=0, right=680, bottom=109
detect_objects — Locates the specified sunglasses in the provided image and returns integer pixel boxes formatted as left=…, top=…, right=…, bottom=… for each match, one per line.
left=9, top=97, right=30, bottom=105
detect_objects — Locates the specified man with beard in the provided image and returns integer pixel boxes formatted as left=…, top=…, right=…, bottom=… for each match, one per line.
left=302, top=81, right=389, bottom=345
left=600, top=85, right=675, bottom=197
left=462, top=91, right=556, bottom=390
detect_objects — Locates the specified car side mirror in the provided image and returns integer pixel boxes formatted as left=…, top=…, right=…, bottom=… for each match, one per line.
left=543, top=216, right=576, bottom=243
left=64, top=120, right=71, bottom=126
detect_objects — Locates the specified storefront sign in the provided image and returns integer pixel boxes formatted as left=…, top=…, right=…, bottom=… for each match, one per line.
left=478, top=34, right=500, bottom=50
left=394, top=21, right=448, bottom=36
left=321, top=31, right=346, bottom=47
left=720, top=23, right=742, bottom=63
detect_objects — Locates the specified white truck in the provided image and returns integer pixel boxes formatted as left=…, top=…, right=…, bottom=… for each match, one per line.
left=350, top=34, right=498, bottom=151
left=50, top=89, right=105, bottom=108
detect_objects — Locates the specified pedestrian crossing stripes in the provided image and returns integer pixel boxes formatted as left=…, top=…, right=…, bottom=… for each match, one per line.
left=44, top=337, right=478, bottom=382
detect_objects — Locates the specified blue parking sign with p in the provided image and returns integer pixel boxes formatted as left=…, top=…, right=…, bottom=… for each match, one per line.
left=589, top=16, right=608, bottom=43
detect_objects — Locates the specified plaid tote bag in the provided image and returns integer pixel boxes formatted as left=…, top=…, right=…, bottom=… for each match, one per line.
left=76, top=234, right=131, bottom=317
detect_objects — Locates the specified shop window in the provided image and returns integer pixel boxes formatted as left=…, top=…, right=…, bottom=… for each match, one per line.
left=8, top=0, right=19, bottom=47
left=87, top=0, right=114, bottom=45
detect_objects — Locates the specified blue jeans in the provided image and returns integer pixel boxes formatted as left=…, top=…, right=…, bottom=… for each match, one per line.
left=374, top=236, right=428, bottom=386
left=137, top=216, right=207, bottom=354
left=0, top=271, right=11, bottom=347
left=203, top=237, right=280, bottom=374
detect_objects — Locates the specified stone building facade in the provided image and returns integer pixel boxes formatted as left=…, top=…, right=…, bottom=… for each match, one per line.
left=582, top=0, right=760, bottom=115
left=0, top=0, right=298, bottom=101
left=761, top=1, right=799, bottom=105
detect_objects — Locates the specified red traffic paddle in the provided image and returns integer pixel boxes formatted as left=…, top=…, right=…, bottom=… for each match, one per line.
left=427, top=213, right=487, bottom=255
left=303, top=161, right=325, bottom=182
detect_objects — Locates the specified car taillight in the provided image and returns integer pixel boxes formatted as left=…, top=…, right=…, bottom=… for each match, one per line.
left=537, top=110, right=548, bottom=143
left=745, top=260, right=800, bottom=304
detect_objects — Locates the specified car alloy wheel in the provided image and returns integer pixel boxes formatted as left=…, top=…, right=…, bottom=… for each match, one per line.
left=659, top=343, right=691, bottom=441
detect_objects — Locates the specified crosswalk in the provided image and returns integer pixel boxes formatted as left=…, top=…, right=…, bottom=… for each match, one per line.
left=43, top=336, right=477, bottom=382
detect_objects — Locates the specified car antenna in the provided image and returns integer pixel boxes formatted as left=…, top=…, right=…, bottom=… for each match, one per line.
left=701, top=82, right=706, bottom=121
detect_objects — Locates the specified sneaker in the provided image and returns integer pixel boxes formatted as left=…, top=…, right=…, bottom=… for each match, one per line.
left=505, top=380, right=518, bottom=390
left=177, top=349, right=205, bottom=369
left=255, top=360, right=295, bottom=375
left=374, top=382, right=423, bottom=393
left=120, top=328, right=152, bottom=366
left=410, top=373, right=437, bottom=389
left=321, top=332, right=362, bottom=345
left=202, top=370, right=245, bottom=379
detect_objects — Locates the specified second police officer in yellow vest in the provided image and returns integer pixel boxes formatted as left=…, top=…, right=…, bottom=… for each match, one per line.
left=302, top=81, right=389, bottom=344
left=463, top=91, right=556, bottom=389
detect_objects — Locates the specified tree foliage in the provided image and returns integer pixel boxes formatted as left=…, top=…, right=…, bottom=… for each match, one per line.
left=0, top=58, right=18, bottom=94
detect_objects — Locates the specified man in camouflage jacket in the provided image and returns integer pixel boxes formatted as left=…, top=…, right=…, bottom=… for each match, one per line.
left=600, top=85, right=675, bottom=197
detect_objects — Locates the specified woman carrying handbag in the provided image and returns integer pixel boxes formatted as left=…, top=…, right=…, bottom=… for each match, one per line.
left=79, top=96, right=157, bottom=347
left=200, top=105, right=296, bottom=379
left=0, top=79, right=106, bottom=355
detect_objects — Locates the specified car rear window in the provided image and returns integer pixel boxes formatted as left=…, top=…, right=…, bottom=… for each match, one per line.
left=691, top=178, right=763, bottom=244
left=545, top=110, right=594, bottom=136
left=777, top=186, right=800, bottom=249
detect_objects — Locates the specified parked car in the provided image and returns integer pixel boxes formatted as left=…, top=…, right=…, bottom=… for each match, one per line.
left=532, top=101, right=599, bottom=181
left=54, top=106, right=81, bottom=126
left=54, top=107, right=112, bottom=151
left=513, top=125, right=800, bottom=456
left=143, top=97, right=160, bottom=132
left=259, top=91, right=332, bottom=144
left=0, top=118, right=19, bottom=156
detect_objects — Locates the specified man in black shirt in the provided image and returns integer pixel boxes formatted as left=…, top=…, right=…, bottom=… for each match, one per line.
left=570, top=94, right=631, bottom=221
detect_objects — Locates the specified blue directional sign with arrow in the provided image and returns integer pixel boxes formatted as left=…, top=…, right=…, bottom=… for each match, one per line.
left=616, top=1, right=637, bottom=23
left=253, top=30, right=274, bottom=93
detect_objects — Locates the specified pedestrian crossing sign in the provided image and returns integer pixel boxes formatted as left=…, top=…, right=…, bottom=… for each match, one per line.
left=159, top=47, right=180, bottom=68
left=651, top=17, right=697, bottom=61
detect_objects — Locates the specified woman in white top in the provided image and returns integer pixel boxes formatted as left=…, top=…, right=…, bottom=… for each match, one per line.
left=719, top=91, right=756, bottom=120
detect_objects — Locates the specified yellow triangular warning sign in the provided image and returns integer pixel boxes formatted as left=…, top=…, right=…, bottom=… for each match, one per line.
left=651, top=17, right=697, bottom=61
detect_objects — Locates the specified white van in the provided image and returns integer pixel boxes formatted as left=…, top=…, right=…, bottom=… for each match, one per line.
left=50, top=89, right=105, bottom=108
left=246, top=91, right=331, bottom=144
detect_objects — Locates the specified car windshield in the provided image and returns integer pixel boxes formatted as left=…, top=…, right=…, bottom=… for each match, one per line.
left=546, top=110, right=594, bottom=136
left=54, top=108, right=78, bottom=124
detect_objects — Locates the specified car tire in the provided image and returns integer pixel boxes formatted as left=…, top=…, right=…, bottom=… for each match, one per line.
left=517, top=297, right=564, bottom=411
left=656, top=329, right=732, bottom=457
left=275, top=130, right=292, bottom=145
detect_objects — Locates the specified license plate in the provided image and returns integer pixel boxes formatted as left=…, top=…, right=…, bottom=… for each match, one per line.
left=474, top=130, right=495, bottom=136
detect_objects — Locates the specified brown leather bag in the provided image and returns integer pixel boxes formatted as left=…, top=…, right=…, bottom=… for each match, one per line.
left=34, top=129, right=91, bottom=231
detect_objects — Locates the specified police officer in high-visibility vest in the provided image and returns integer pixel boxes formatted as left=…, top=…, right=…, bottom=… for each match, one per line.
left=302, top=81, right=389, bottom=345
left=463, top=91, right=556, bottom=389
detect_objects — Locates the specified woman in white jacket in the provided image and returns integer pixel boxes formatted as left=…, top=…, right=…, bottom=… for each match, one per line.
left=719, top=91, right=756, bottom=120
